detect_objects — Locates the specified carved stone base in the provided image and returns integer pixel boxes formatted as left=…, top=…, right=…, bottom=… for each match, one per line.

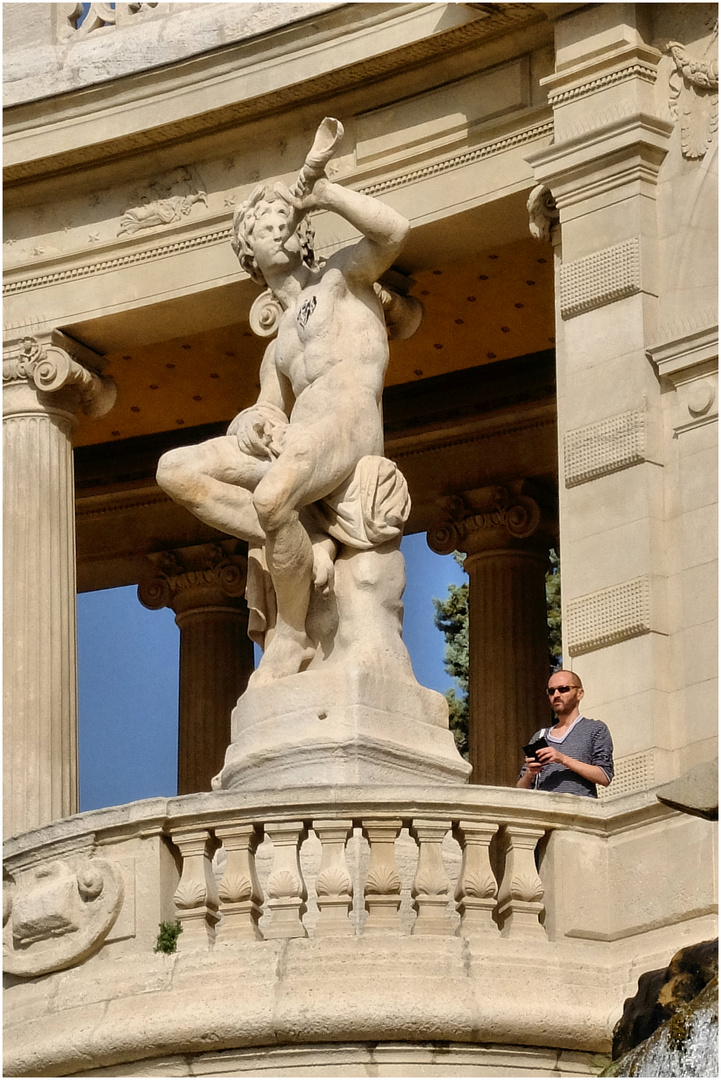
left=214, top=667, right=471, bottom=789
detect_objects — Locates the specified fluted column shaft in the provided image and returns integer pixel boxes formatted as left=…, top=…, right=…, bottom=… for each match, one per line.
left=176, top=606, right=252, bottom=793
left=139, top=544, right=254, bottom=794
left=429, top=484, right=555, bottom=788
left=465, top=547, right=549, bottom=787
left=3, top=334, right=116, bottom=837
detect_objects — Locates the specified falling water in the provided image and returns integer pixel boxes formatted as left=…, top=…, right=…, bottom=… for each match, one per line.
left=604, top=980, right=718, bottom=1078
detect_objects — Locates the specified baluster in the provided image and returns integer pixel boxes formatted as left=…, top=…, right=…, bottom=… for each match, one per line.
left=313, top=819, right=354, bottom=936
left=454, top=821, right=499, bottom=935
left=362, top=818, right=403, bottom=933
left=171, top=827, right=219, bottom=947
left=496, top=824, right=547, bottom=939
left=263, top=821, right=308, bottom=939
left=214, top=823, right=263, bottom=941
left=410, top=819, right=454, bottom=935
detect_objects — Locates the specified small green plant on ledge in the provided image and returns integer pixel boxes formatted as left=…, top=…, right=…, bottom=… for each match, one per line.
left=154, top=920, right=183, bottom=954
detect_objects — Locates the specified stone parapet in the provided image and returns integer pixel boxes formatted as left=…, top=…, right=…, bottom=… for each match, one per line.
left=3, top=786, right=716, bottom=1076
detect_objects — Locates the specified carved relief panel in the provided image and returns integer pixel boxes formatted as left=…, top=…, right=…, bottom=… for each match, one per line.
left=4, top=857, right=124, bottom=977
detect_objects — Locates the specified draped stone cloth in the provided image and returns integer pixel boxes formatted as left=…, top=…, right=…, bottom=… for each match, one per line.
left=246, top=454, right=411, bottom=649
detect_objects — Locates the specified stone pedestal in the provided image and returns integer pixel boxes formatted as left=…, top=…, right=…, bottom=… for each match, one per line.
left=138, top=543, right=255, bottom=794
left=215, top=541, right=471, bottom=790
left=430, top=484, right=554, bottom=788
left=3, top=333, right=115, bottom=838
left=216, top=666, right=469, bottom=789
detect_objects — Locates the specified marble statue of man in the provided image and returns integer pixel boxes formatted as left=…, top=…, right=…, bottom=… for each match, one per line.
left=157, top=119, right=412, bottom=686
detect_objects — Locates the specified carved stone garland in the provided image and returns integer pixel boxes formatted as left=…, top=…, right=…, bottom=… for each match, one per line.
left=666, top=33, right=719, bottom=159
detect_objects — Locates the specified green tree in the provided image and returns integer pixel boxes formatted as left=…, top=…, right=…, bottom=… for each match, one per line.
left=432, top=553, right=469, bottom=756
left=546, top=547, right=562, bottom=671
left=433, top=548, right=562, bottom=756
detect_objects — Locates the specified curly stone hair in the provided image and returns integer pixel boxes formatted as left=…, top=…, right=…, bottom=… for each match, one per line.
left=231, top=181, right=318, bottom=288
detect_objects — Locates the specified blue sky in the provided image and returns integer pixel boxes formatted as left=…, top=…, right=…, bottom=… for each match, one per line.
left=77, top=533, right=465, bottom=811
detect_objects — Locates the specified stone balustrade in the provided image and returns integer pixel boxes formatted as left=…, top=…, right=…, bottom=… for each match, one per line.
left=167, top=809, right=538, bottom=945
left=5, top=783, right=712, bottom=969
left=4, top=785, right=716, bottom=1078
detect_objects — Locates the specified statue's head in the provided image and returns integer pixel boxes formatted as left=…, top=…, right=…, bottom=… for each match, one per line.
left=231, top=181, right=317, bottom=287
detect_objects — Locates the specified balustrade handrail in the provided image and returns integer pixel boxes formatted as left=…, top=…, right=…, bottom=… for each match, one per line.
left=4, top=782, right=675, bottom=862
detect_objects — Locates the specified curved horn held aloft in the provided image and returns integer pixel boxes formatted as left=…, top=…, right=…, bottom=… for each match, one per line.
left=292, top=117, right=345, bottom=197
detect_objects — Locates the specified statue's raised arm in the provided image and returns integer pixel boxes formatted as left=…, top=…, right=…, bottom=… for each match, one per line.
left=289, top=118, right=410, bottom=286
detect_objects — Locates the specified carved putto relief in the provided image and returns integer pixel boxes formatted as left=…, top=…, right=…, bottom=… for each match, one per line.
left=118, top=167, right=207, bottom=236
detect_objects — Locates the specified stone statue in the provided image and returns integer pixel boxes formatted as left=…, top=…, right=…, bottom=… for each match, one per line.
left=157, top=119, right=470, bottom=787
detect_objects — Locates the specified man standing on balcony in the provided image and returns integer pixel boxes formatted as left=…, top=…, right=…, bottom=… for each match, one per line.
left=516, top=671, right=614, bottom=797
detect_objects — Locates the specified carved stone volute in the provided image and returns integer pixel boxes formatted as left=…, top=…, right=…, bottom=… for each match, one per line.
left=3, top=331, right=116, bottom=419
left=428, top=483, right=555, bottom=559
left=138, top=542, right=247, bottom=617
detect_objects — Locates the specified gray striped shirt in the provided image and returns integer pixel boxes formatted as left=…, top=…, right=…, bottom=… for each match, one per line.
left=521, top=716, right=614, bottom=798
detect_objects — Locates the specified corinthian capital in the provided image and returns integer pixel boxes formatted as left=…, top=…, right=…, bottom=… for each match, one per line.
left=428, top=483, right=554, bottom=557
left=3, top=331, right=116, bottom=418
left=138, top=543, right=248, bottom=615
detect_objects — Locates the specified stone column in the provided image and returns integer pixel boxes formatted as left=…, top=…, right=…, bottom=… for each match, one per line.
left=3, top=332, right=116, bottom=838
left=138, top=543, right=254, bottom=794
left=429, top=484, right=554, bottom=788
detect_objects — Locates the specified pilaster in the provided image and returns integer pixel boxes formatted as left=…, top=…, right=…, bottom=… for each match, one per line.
left=138, top=542, right=254, bottom=794
left=3, top=331, right=116, bottom=838
left=526, top=4, right=678, bottom=788
left=429, top=483, right=555, bottom=787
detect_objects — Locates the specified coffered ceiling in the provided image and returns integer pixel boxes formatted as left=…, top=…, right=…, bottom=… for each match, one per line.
left=73, top=234, right=554, bottom=448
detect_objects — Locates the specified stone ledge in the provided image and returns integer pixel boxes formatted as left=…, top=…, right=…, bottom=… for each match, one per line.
left=3, top=934, right=620, bottom=1077
left=72, top=1040, right=607, bottom=1078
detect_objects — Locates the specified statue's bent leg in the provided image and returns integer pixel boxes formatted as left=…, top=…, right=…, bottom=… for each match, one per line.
left=157, top=436, right=268, bottom=545
left=249, top=457, right=320, bottom=685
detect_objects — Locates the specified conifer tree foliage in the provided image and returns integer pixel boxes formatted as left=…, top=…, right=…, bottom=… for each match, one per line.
left=433, top=549, right=562, bottom=756
left=432, top=553, right=469, bottom=756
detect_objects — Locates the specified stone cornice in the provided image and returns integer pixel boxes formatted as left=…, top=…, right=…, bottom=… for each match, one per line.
left=3, top=118, right=553, bottom=298
left=647, top=310, right=719, bottom=379
left=3, top=218, right=232, bottom=297
left=541, top=43, right=662, bottom=105
left=4, top=3, right=547, bottom=189
left=527, top=111, right=673, bottom=209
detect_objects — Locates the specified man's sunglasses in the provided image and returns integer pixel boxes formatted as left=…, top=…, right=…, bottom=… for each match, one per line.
left=546, top=685, right=580, bottom=696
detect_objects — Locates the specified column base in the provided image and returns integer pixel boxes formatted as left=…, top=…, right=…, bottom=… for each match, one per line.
left=214, top=667, right=471, bottom=789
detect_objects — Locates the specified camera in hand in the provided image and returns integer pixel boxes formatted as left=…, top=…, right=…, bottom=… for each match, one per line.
left=523, top=736, right=549, bottom=760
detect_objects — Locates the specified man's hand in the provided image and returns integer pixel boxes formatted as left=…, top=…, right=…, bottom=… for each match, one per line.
left=536, top=746, right=566, bottom=767
left=516, top=756, right=543, bottom=788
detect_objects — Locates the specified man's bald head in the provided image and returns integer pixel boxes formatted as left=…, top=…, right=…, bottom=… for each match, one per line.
left=551, top=669, right=583, bottom=690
